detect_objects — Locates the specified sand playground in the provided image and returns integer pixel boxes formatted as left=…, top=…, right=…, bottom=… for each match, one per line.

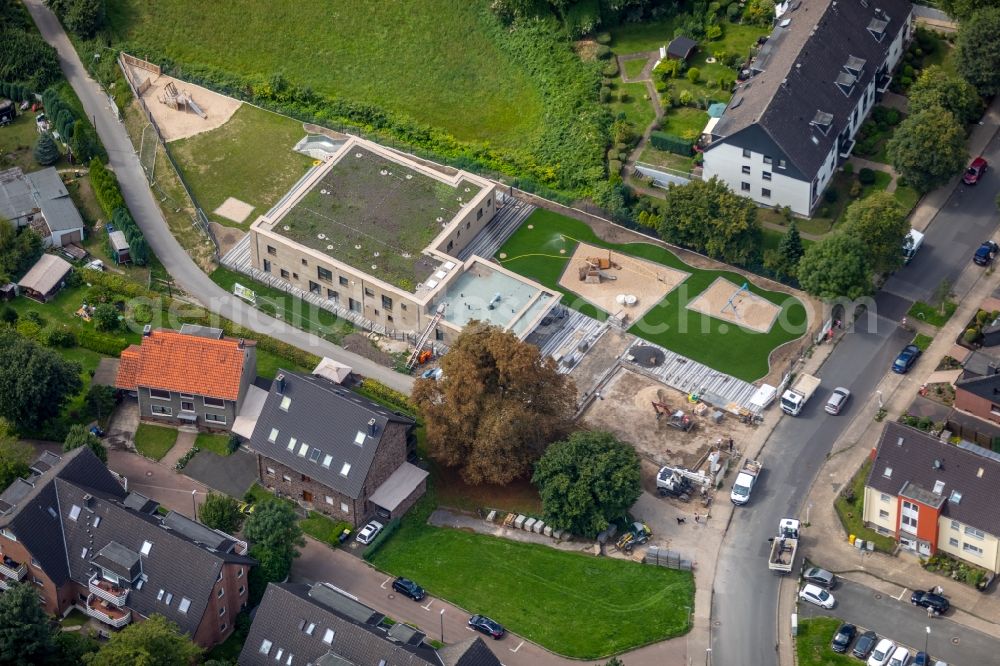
left=558, top=242, right=688, bottom=323
left=686, top=277, right=781, bottom=334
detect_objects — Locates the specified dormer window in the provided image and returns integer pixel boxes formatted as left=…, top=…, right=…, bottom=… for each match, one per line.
left=844, top=55, right=866, bottom=76
left=835, top=72, right=856, bottom=96
left=868, top=17, right=888, bottom=42
left=883, top=466, right=893, bottom=479
left=810, top=111, right=834, bottom=135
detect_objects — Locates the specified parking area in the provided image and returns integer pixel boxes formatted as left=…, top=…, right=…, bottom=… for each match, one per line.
left=182, top=448, right=259, bottom=498
left=798, top=577, right=1000, bottom=664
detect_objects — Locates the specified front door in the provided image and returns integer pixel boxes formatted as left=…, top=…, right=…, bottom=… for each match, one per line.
left=302, top=491, right=313, bottom=503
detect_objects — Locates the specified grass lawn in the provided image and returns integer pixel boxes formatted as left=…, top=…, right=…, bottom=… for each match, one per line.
left=204, top=626, right=246, bottom=664
left=194, top=432, right=231, bottom=456
left=834, top=459, right=896, bottom=553
left=497, top=209, right=807, bottom=381
left=244, top=483, right=296, bottom=509
left=796, top=617, right=856, bottom=666
left=210, top=266, right=351, bottom=344
left=256, top=348, right=310, bottom=381
left=913, top=332, right=934, bottom=351
left=168, top=105, right=315, bottom=228
left=607, top=81, right=656, bottom=133
left=299, top=511, right=352, bottom=547
left=636, top=143, right=696, bottom=175
left=134, top=423, right=179, bottom=461
left=762, top=227, right=815, bottom=252
left=660, top=107, right=709, bottom=140
left=0, top=111, right=74, bottom=174
left=893, top=185, right=921, bottom=214
left=370, top=522, right=694, bottom=658
left=108, top=1, right=544, bottom=149
left=59, top=609, right=90, bottom=628
left=623, top=57, right=649, bottom=80
left=610, top=18, right=677, bottom=54
left=908, top=300, right=957, bottom=327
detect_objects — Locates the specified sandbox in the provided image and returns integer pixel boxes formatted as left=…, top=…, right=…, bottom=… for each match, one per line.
left=124, top=65, right=242, bottom=142
left=686, top=277, right=780, bottom=334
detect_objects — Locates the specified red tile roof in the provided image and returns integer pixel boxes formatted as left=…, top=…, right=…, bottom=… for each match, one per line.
left=114, top=331, right=247, bottom=400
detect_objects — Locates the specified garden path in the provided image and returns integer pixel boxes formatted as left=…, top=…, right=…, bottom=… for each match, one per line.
left=847, top=156, right=900, bottom=193
left=616, top=51, right=666, bottom=192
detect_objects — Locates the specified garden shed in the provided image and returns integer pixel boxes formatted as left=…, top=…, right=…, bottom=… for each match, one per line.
left=108, top=229, right=131, bottom=264
left=666, top=36, right=698, bottom=61
left=17, top=253, right=72, bottom=302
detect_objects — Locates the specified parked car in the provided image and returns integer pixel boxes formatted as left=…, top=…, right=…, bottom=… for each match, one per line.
left=799, top=583, right=835, bottom=609
left=853, top=630, right=879, bottom=659
left=468, top=614, right=505, bottom=639
left=802, top=566, right=836, bottom=589
left=83, top=259, right=105, bottom=271
left=973, top=241, right=999, bottom=266
left=892, top=344, right=922, bottom=374
left=825, top=387, right=851, bottom=415
left=392, top=577, right=426, bottom=601
left=910, top=590, right=950, bottom=614
left=831, top=623, right=857, bottom=653
left=913, top=652, right=930, bottom=666
left=237, top=501, right=255, bottom=515
left=868, top=639, right=896, bottom=666
left=963, top=156, right=987, bottom=185
left=888, top=646, right=910, bottom=666
left=355, top=520, right=384, bottom=545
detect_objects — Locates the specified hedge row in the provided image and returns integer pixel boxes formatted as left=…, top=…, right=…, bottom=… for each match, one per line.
left=358, top=378, right=414, bottom=414
left=89, top=158, right=149, bottom=265
left=650, top=131, right=693, bottom=156
left=41, top=87, right=103, bottom=162
left=76, top=327, right=129, bottom=356
left=361, top=518, right=401, bottom=561
left=0, top=80, right=31, bottom=102
left=111, top=206, right=149, bottom=265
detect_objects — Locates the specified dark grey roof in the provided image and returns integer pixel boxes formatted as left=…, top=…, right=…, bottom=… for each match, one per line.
left=162, top=510, right=234, bottom=552
left=958, top=349, right=1000, bottom=380
left=955, top=370, right=1000, bottom=402
left=866, top=422, right=1000, bottom=537
left=122, top=491, right=159, bottom=514
left=239, top=583, right=440, bottom=666
left=667, top=36, right=698, bottom=59
left=437, top=637, right=503, bottom=666
left=708, top=0, right=912, bottom=177
left=92, top=541, right=142, bottom=581
left=0, top=167, right=34, bottom=221
left=0, top=478, right=35, bottom=511
left=25, top=168, right=84, bottom=233
left=30, top=451, right=63, bottom=475
left=247, top=371, right=414, bottom=499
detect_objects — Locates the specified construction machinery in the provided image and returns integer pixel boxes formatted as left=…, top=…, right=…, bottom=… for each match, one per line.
left=615, top=522, right=652, bottom=552
left=656, top=465, right=712, bottom=501
left=652, top=401, right=695, bottom=431
left=767, top=518, right=800, bottom=574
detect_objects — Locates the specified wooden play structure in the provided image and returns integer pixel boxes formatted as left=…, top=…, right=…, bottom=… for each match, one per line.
left=577, top=252, right=621, bottom=284
left=159, top=81, right=207, bottom=119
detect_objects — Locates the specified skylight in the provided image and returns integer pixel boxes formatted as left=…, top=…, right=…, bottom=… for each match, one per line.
left=141, top=540, right=153, bottom=556
left=269, top=428, right=279, bottom=443
left=323, top=629, right=334, bottom=645
left=932, top=480, right=945, bottom=495
left=69, top=505, right=81, bottom=521
left=298, top=443, right=309, bottom=457
left=322, top=454, right=333, bottom=469
left=260, top=639, right=273, bottom=655
left=308, top=448, right=322, bottom=463
left=949, top=490, right=962, bottom=504
left=287, top=437, right=297, bottom=452
left=280, top=396, right=292, bottom=411
left=354, top=431, right=366, bottom=446
left=93, top=516, right=101, bottom=528
left=305, top=622, right=315, bottom=635
left=340, top=462, right=351, bottom=477
left=178, top=597, right=191, bottom=613
left=883, top=467, right=893, bottom=479
left=165, top=592, right=172, bottom=605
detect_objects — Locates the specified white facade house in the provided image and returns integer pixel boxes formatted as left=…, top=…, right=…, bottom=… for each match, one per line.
left=702, top=0, right=913, bottom=216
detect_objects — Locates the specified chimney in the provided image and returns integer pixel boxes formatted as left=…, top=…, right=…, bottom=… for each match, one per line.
left=142, top=324, right=151, bottom=337
left=83, top=493, right=93, bottom=507
left=276, top=373, right=285, bottom=395
left=933, top=459, right=942, bottom=470
left=368, top=418, right=378, bottom=437
left=238, top=338, right=245, bottom=349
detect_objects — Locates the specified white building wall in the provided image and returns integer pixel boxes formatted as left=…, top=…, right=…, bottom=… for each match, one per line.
left=703, top=142, right=812, bottom=216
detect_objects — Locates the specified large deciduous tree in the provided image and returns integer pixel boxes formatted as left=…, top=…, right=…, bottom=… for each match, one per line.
left=841, top=192, right=910, bottom=274
left=83, top=615, right=201, bottom=666
left=63, top=424, right=107, bottom=463
left=938, top=0, right=1000, bottom=21
left=533, top=431, right=641, bottom=538
left=199, top=492, right=244, bottom=535
left=797, top=234, right=873, bottom=301
left=908, top=65, right=982, bottom=125
left=886, top=107, right=966, bottom=193
left=0, top=223, right=43, bottom=283
left=63, top=0, right=106, bottom=39
left=0, top=328, right=83, bottom=431
left=412, top=323, right=576, bottom=485
left=244, top=499, right=305, bottom=604
left=955, top=7, right=1000, bottom=96
left=0, top=418, right=32, bottom=491
left=656, top=177, right=762, bottom=266
left=0, top=582, right=56, bottom=666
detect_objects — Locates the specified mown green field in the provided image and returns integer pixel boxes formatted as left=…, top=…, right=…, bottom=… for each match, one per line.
left=108, top=0, right=543, bottom=148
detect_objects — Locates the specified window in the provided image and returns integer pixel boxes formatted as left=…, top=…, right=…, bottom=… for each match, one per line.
left=763, top=155, right=773, bottom=165
left=280, top=396, right=292, bottom=411
left=318, top=267, right=333, bottom=282
left=205, top=413, right=226, bottom=424
left=901, top=514, right=917, bottom=530
left=275, top=649, right=284, bottom=661
left=964, top=526, right=985, bottom=540
left=81, top=546, right=89, bottom=558
left=165, top=592, right=173, bottom=604
left=305, top=622, right=316, bottom=635
left=219, top=606, right=226, bottom=617
left=761, top=188, right=771, bottom=198
left=387, top=315, right=393, bottom=323
left=282, top=474, right=292, bottom=483
left=381, top=295, right=393, bottom=310
left=741, top=165, right=751, bottom=174
left=880, top=493, right=890, bottom=502
left=0, top=529, right=15, bottom=541
left=30, top=558, right=39, bottom=568
left=741, top=182, right=750, bottom=192
left=260, top=639, right=273, bottom=655
left=266, top=467, right=276, bottom=476
left=69, top=505, right=81, bottom=521
left=301, top=258, right=308, bottom=266
left=218, top=587, right=225, bottom=598
left=238, top=568, right=244, bottom=578
left=878, top=510, right=889, bottom=519
left=778, top=159, right=786, bottom=169
left=308, top=448, right=321, bottom=463
left=267, top=246, right=277, bottom=256
left=220, top=623, right=227, bottom=632
left=742, top=148, right=751, bottom=158
left=178, top=597, right=191, bottom=613
left=157, top=589, right=165, bottom=601
left=309, top=281, right=321, bottom=295
left=948, top=538, right=959, bottom=547
left=963, top=542, right=984, bottom=556
left=340, top=462, right=351, bottom=477
left=762, top=171, right=772, bottom=181
left=341, top=502, right=349, bottom=513
left=325, top=495, right=334, bottom=505
left=239, top=585, right=246, bottom=595
left=269, top=428, right=279, bottom=443
left=883, top=467, right=893, bottom=479
left=205, top=397, right=225, bottom=408
left=339, top=276, right=349, bottom=287
left=217, top=571, right=223, bottom=582
left=298, top=443, right=309, bottom=457
left=149, top=388, right=170, bottom=400
left=280, top=269, right=290, bottom=279
left=263, top=259, right=271, bottom=273
left=401, top=303, right=407, bottom=311
left=286, top=437, right=297, bottom=452
left=364, top=287, right=375, bottom=298
left=327, top=289, right=338, bottom=301
left=992, top=404, right=1000, bottom=416
left=349, top=298, right=361, bottom=313
left=181, top=401, right=194, bottom=412
left=951, top=520, right=960, bottom=530
left=323, top=629, right=334, bottom=645
left=292, top=273, right=298, bottom=280
left=477, top=207, right=483, bottom=220
left=354, top=430, right=366, bottom=446
left=151, top=404, right=172, bottom=416
left=322, top=454, right=332, bottom=468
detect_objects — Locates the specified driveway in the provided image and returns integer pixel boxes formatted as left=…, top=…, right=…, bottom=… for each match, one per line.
left=183, top=448, right=259, bottom=498
left=23, top=0, right=414, bottom=396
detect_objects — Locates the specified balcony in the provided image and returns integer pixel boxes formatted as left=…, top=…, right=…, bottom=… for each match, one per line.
left=0, top=556, right=26, bottom=581
left=88, top=573, right=128, bottom=606
left=85, top=594, right=131, bottom=628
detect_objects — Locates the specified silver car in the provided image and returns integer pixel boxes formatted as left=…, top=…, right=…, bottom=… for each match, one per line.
left=825, top=387, right=851, bottom=415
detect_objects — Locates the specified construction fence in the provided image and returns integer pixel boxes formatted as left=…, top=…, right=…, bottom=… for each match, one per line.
left=644, top=545, right=694, bottom=571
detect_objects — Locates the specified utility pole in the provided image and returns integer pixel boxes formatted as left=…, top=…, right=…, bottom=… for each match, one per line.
left=191, top=489, right=198, bottom=519
left=440, top=608, right=445, bottom=644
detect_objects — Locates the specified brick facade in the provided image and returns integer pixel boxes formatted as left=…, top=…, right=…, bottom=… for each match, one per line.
left=0, top=532, right=69, bottom=614
left=954, top=389, right=1000, bottom=425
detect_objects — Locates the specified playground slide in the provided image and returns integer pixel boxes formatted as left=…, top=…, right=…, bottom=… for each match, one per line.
left=186, top=99, right=208, bottom=119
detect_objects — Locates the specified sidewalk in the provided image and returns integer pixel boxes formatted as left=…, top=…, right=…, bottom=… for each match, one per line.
left=158, top=428, right=196, bottom=469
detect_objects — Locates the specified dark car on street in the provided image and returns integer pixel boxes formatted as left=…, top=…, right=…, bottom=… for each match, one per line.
left=892, top=344, right=922, bottom=374
left=973, top=240, right=999, bottom=266
left=392, top=577, right=425, bottom=601
left=802, top=566, right=837, bottom=589
left=914, top=651, right=930, bottom=666
left=831, top=623, right=857, bottom=653
left=963, top=156, right=988, bottom=185
left=468, top=614, right=505, bottom=639
left=852, top=630, right=878, bottom=659
left=911, top=590, right=950, bottom=614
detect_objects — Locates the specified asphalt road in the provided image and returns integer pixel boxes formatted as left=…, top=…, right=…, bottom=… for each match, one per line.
left=23, top=0, right=414, bottom=395
left=799, top=578, right=1000, bottom=666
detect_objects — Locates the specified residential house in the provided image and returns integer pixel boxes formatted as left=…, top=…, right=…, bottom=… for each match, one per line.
left=954, top=365, right=1000, bottom=425
left=0, top=447, right=255, bottom=647
left=240, top=581, right=501, bottom=666
left=115, top=327, right=256, bottom=430
left=863, top=422, right=1000, bottom=573
left=16, top=253, right=72, bottom=302
left=702, top=0, right=913, bottom=216
left=246, top=370, right=426, bottom=527
left=0, top=167, right=86, bottom=247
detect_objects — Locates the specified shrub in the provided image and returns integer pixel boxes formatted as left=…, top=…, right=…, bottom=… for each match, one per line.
left=650, top=131, right=693, bottom=155
left=687, top=67, right=701, bottom=83
left=130, top=302, right=153, bottom=325
left=858, top=168, right=877, bottom=185
left=599, top=86, right=611, bottom=103
left=0, top=307, right=17, bottom=325
left=608, top=159, right=622, bottom=174
left=76, top=327, right=129, bottom=355
left=843, top=162, right=854, bottom=175
left=595, top=45, right=612, bottom=60
left=964, top=327, right=980, bottom=343
left=678, top=89, right=694, bottom=106
left=361, top=518, right=401, bottom=561
left=726, top=2, right=742, bottom=20
left=44, top=327, right=77, bottom=348
left=849, top=181, right=862, bottom=198
left=15, top=319, right=41, bottom=340
left=93, top=303, right=119, bottom=332
left=824, top=188, right=839, bottom=203
left=174, top=446, right=200, bottom=470
left=602, top=61, right=620, bottom=77
left=595, top=32, right=611, bottom=45
left=705, top=24, right=723, bottom=41
left=619, top=91, right=629, bottom=103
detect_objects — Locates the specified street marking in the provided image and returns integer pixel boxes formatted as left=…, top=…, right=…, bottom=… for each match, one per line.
left=895, top=587, right=908, bottom=601
left=421, top=600, right=434, bottom=611
left=509, top=641, right=524, bottom=653
left=380, top=577, right=391, bottom=590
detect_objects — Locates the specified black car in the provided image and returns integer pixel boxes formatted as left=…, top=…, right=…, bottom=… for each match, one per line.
left=831, top=623, right=856, bottom=653
left=392, top=577, right=425, bottom=601
left=468, top=614, right=505, bottom=639
left=852, top=630, right=878, bottom=659
left=974, top=240, right=999, bottom=266
left=802, top=566, right=837, bottom=589
left=910, top=590, right=950, bottom=614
